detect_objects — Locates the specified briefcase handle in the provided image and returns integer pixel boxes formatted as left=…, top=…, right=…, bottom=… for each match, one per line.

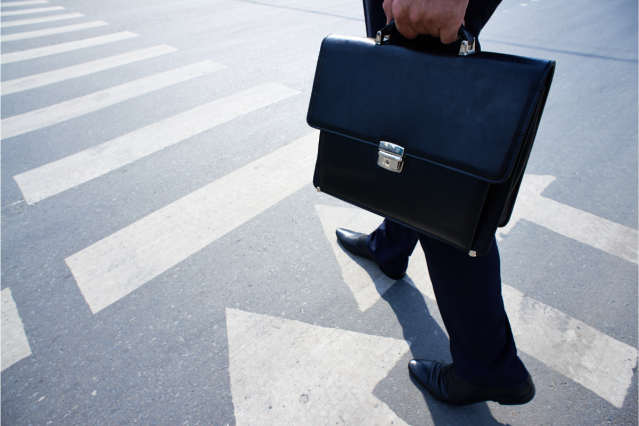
left=375, top=20, right=476, bottom=56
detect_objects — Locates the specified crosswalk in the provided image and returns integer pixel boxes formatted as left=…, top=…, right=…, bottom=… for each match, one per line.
left=0, top=5, right=63, bottom=16
left=0, top=12, right=83, bottom=27
left=1, top=31, right=138, bottom=64
left=15, top=83, right=299, bottom=203
left=0, top=20, right=108, bottom=42
left=2, top=60, right=224, bottom=138
left=2, top=0, right=302, bottom=366
left=1, top=0, right=49, bottom=6
left=2, top=0, right=637, bottom=423
left=1, top=44, right=177, bottom=94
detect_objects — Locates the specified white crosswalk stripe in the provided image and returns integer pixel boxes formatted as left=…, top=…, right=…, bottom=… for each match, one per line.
left=0, top=5, right=63, bottom=16
left=2, top=44, right=177, bottom=95
left=0, top=12, right=82, bottom=27
left=1, top=21, right=108, bottom=42
left=1, top=0, right=49, bottom=7
left=1, top=60, right=224, bottom=139
left=497, top=175, right=638, bottom=264
left=315, top=204, right=638, bottom=409
left=1, top=288, right=32, bottom=371
left=66, top=129, right=311, bottom=314
left=15, top=83, right=302, bottom=204
left=1, top=31, right=138, bottom=64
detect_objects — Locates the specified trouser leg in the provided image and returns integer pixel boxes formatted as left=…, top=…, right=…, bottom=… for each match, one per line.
left=362, top=0, right=387, bottom=37
left=418, top=234, right=529, bottom=388
left=364, top=218, right=528, bottom=387
left=365, top=219, right=419, bottom=277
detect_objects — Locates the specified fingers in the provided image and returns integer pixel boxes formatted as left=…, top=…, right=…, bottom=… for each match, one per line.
left=382, top=0, right=395, bottom=25
left=392, top=0, right=420, bottom=39
left=439, top=23, right=460, bottom=44
left=386, top=0, right=468, bottom=43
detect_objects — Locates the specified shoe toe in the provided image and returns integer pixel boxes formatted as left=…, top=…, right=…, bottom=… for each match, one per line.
left=408, top=359, right=437, bottom=386
left=335, top=228, right=371, bottom=259
left=336, top=228, right=366, bottom=243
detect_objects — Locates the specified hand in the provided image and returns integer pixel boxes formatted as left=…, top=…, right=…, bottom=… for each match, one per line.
left=382, top=0, right=469, bottom=44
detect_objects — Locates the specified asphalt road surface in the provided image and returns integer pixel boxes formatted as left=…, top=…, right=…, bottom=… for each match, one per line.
left=1, top=0, right=637, bottom=425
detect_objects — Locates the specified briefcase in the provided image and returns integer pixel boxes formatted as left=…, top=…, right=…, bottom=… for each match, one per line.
left=306, top=23, right=555, bottom=256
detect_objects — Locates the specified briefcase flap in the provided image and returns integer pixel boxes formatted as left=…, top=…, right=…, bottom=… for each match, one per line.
left=307, top=35, right=555, bottom=184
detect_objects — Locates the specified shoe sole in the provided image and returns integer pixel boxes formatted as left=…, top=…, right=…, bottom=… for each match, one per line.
left=495, top=385, right=535, bottom=405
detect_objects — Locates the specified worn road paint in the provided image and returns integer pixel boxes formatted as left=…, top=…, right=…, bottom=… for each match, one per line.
left=1, top=21, right=108, bottom=42
left=0, top=31, right=137, bottom=64
left=0, top=5, right=63, bottom=16
left=2, top=44, right=177, bottom=95
left=497, top=174, right=638, bottom=264
left=315, top=204, right=638, bottom=408
left=0, top=12, right=82, bottom=27
left=2, top=60, right=223, bottom=139
left=1, top=288, right=32, bottom=371
left=15, top=83, right=298, bottom=204
left=226, top=308, right=411, bottom=426
left=66, top=131, right=313, bottom=314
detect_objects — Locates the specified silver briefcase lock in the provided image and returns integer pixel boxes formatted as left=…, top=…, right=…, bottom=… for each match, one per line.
left=377, top=141, right=405, bottom=173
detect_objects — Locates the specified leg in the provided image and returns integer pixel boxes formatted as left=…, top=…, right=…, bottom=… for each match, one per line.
left=366, top=218, right=419, bottom=278
left=418, top=236, right=528, bottom=387
left=337, top=223, right=534, bottom=403
left=336, top=219, right=418, bottom=280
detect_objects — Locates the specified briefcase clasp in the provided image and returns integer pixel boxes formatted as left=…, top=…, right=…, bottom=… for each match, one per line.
left=377, top=141, right=405, bottom=173
left=459, top=39, right=476, bottom=56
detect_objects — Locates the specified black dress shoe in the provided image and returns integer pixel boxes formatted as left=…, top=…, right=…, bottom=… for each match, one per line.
left=335, top=228, right=406, bottom=280
left=408, top=360, right=535, bottom=406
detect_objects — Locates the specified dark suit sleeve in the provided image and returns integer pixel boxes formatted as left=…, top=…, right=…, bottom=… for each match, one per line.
left=362, top=0, right=502, bottom=38
left=464, top=0, right=503, bottom=37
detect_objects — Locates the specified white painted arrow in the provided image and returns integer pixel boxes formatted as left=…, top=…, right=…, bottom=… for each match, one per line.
left=226, top=308, right=412, bottom=426
left=497, top=175, right=638, bottom=264
left=314, top=204, right=637, bottom=408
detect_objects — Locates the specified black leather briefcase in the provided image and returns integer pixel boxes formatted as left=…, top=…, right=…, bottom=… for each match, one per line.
left=306, top=23, right=555, bottom=256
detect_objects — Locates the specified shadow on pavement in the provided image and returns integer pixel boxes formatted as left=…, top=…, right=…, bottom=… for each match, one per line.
left=381, top=280, right=510, bottom=426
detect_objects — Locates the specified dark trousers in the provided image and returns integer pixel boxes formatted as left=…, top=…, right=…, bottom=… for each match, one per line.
left=362, top=0, right=528, bottom=388
left=367, top=220, right=528, bottom=387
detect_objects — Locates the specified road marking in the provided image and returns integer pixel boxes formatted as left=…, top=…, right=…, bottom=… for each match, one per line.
left=0, top=12, right=82, bottom=27
left=1, top=288, right=32, bottom=371
left=2, top=44, right=177, bottom=95
left=1, top=31, right=137, bottom=64
left=1, top=60, right=224, bottom=140
left=2, top=1, right=49, bottom=6
left=226, top=308, right=411, bottom=426
left=0, top=0, right=49, bottom=7
left=66, top=129, right=312, bottom=314
left=315, top=204, right=394, bottom=312
left=503, top=285, right=637, bottom=408
left=15, top=83, right=300, bottom=204
left=1, top=21, right=108, bottom=42
left=0, top=5, right=62, bottom=15
left=497, top=174, right=638, bottom=263
left=314, top=204, right=638, bottom=408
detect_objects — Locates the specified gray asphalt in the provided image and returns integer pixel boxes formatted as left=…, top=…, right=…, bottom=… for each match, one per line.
left=1, top=0, right=637, bottom=425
